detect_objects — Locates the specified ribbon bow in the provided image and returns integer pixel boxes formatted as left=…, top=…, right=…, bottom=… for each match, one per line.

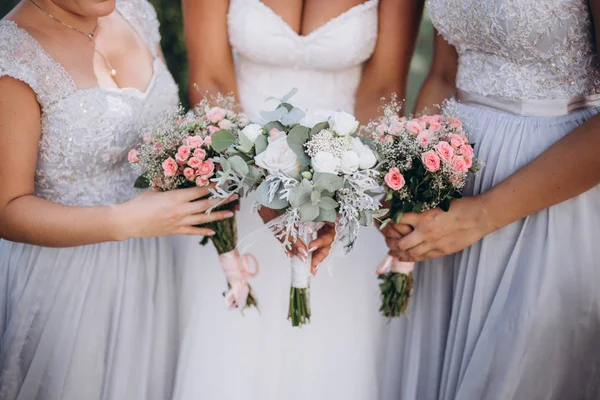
left=219, top=250, right=259, bottom=309
left=376, top=254, right=414, bottom=276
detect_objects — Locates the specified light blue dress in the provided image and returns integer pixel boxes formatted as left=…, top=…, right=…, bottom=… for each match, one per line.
left=380, top=1, right=600, bottom=399
left=0, top=1, right=181, bottom=398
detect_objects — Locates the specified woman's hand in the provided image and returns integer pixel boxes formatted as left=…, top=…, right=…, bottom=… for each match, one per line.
left=114, top=185, right=237, bottom=240
left=258, top=207, right=336, bottom=273
left=387, top=196, right=495, bottom=262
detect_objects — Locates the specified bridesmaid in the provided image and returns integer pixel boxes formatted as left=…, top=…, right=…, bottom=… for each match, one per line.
left=382, top=0, right=600, bottom=399
left=0, top=0, right=235, bottom=398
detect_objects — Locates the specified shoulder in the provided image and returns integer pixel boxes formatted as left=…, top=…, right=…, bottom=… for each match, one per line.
left=116, top=0, right=161, bottom=54
left=0, top=20, right=75, bottom=110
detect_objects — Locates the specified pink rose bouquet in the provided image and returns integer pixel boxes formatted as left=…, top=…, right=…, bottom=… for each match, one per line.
left=130, top=95, right=262, bottom=311
left=363, top=99, right=483, bottom=318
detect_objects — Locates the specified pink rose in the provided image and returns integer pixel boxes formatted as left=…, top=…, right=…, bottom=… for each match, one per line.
left=464, top=156, right=473, bottom=169
left=428, top=121, right=442, bottom=132
left=416, top=130, right=433, bottom=147
left=422, top=150, right=441, bottom=172
left=384, top=167, right=406, bottom=191
left=449, top=134, right=466, bottom=148
left=449, top=117, right=463, bottom=131
left=127, top=149, right=139, bottom=164
left=459, top=144, right=474, bottom=158
left=192, top=148, right=207, bottom=160
left=376, top=123, right=388, bottom=135
left=380, top=135, right=394, bottom=144
left=450, top=174, right=462, bottom=186
left=208, top=126, right=220, bottom=135
left=187, top=136, right=204, bottom=148
left=218, top=119, right=233, bottom=130
left=206, top=107, right=226, bottom=123
left=198, top=159, right=215, bottom=176
left=406, top=120, right=424, bottom=136
left=195, top=176, right=209, bottom=187
left=176, top=145, right=191, bottom=163
left=162, top=157, right=178, bottom=177
left=451, top=156, right=468, bottom=173
left=269, top=128, right=281, bottom=137
left=183, top=167, right=196, bottom=181
left=187, top=156, right=203, bottom=168
left=435, top=141, right=455, bottom=161
left=203, top=136, right=212, bottom=146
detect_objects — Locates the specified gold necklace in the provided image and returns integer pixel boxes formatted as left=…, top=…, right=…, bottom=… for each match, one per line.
left=29, top=0, right=117, bottom=76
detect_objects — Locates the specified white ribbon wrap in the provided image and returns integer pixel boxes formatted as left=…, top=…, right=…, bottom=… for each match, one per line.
left=290, top=222, right=323, bottom=289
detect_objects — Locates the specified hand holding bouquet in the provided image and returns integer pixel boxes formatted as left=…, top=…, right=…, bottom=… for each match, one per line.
left=252, top=90, right=386, bottom=326
left=364, top=99, right=483, bottom=318
left=129, top=96, right=263, bottom=311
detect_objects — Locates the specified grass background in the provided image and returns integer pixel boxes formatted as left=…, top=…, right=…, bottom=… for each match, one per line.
left=1, top=1, right=433, bottom=110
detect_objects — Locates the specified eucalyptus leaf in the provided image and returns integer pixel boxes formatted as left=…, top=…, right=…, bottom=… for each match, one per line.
left=299, top=203, right=320, bottom=221
left=255, top=181, right=289, bottom=209
left=316, top=208, right=337, bottom=223
left=259, top=108, right=286, bottom=122
left=211, top=129, right=237, bottom=152
left=280, top=87, right=298, bottom=103
left=134, top=175, right=150, bottom=189
left=264, top=121, right=285, bottom=133
left=394, top=212, right=404, bottom=224
left=439, top=198, right=451, bottom=212
left=218, top=158, right=231, bottom=172
left=255, top=135, right=268, bottom=155
left=373, top=208, right=389, bottom=218
left=281, top=107, right=306, bottom=126
left=310, top=121, right=329, bottom=136
left=287, top=125, right=311, bottom=166
left=288, top=181, right=312, bottom=208
left=379, top=218, right=391, bottom=231
left=313, top=172, right=344, bottom=192
left=311, top=190, right=321, bottom=205
left=229, top=155, right=249, bottom=176
left=238, top=132, right=254, bottom=153
left=318, top=196, right=338, bottom=210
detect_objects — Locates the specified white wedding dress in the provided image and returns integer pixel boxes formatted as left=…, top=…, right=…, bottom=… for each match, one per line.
left=173, top=1, right=391, bottom=399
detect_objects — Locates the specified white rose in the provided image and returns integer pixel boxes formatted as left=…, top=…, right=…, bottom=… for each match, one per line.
left=240, top=123, right=264, bottom=144
left=311, top=152, right=340, bottom=174
left=255, top=132, right=302, bottom=179
left=351, top=137, right=377, bottom=169
left=299, top=109, right=333, bottom=128
left=330, top=111, right=359, bottom=136
left=340, top=151, right=360, bottom=173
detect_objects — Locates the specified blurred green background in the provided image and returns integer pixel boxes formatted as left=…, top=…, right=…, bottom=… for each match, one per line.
left=1, top=0, right=432, bottom=110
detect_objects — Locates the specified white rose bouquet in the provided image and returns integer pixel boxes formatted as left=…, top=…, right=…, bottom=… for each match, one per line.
left=252, top=90, right=386, bottom=327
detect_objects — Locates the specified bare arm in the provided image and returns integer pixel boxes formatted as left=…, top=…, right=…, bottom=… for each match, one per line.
left=355, top=0, right=425, bottom=123
left=413, top=30, right=457, bottom=114
left=182, top=0, right=238, bottom=106
left=390, top=5, right=600, bottom=260
left=0, top=78, right=235, bottom=247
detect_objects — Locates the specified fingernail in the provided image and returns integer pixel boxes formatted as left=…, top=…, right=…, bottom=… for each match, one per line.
left=225, top=211, right=234, bottom=217
left=207, top=231, right=215, bottom=236
left=297, top=255, right=306, bottom=262
left=315, top=264, right=320, bottom=271
left=299, top=248, right=308, bottom=257
left=308, top=246, right=318, bottom=252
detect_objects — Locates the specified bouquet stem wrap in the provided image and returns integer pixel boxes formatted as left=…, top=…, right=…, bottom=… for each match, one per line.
left=376, top=255, right=415, bottom=318
left=204, top=212, right=259, bottom=311
left=288, top=222, right=323, bottom=327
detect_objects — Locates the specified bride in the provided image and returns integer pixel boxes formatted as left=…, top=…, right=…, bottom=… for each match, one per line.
left=174, top=1, right=423, bottom=399
left=0, top=0, right=235, bottom=398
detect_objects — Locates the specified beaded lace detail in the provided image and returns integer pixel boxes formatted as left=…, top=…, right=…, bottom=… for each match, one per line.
left=427, top=0, right=600, bottom=100
left=227, top=0, right=379, bottom=119
left=0, top=0, right=179, bottom=207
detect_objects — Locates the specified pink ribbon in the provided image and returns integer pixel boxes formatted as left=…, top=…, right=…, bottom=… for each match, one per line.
left=219, top=250, right=259, bottom=310
left=376, top=255, right=414, bottom=276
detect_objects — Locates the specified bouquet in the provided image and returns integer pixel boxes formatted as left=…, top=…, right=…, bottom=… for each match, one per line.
left=363, top=99, right=483, bottom=318
left=129, top=96, right=263, bottom=311
left=252, top=90, right=385, bottom=326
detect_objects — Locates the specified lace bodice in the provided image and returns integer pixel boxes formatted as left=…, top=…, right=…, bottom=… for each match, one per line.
left=0, top=0, right=179, bottom=207
left=427, top=0, right=600, bottom=100
left=227, top=0, right=378, bottom=119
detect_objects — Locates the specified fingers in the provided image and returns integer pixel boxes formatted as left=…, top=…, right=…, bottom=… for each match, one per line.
left=392, top=223, right=413, bottom=236
left=398, top=212, right=420, bottom=226
left=176, top=226, right=216, bottom=236
left=186, top=194, right=238, bottom=214
left=178, top=183, right=217, bottom=201
left=286, top=238, right=307, bottom=260
left=182, top=209, right=234, bottom=226
left=311, top=245, right=331, bottom=272
left=397, top=230, right=425, bottom=252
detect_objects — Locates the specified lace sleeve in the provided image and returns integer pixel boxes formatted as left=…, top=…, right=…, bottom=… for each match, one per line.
left=117, top=0, right=162, bottom=58
left=0, top=21, right=76, bottom=111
